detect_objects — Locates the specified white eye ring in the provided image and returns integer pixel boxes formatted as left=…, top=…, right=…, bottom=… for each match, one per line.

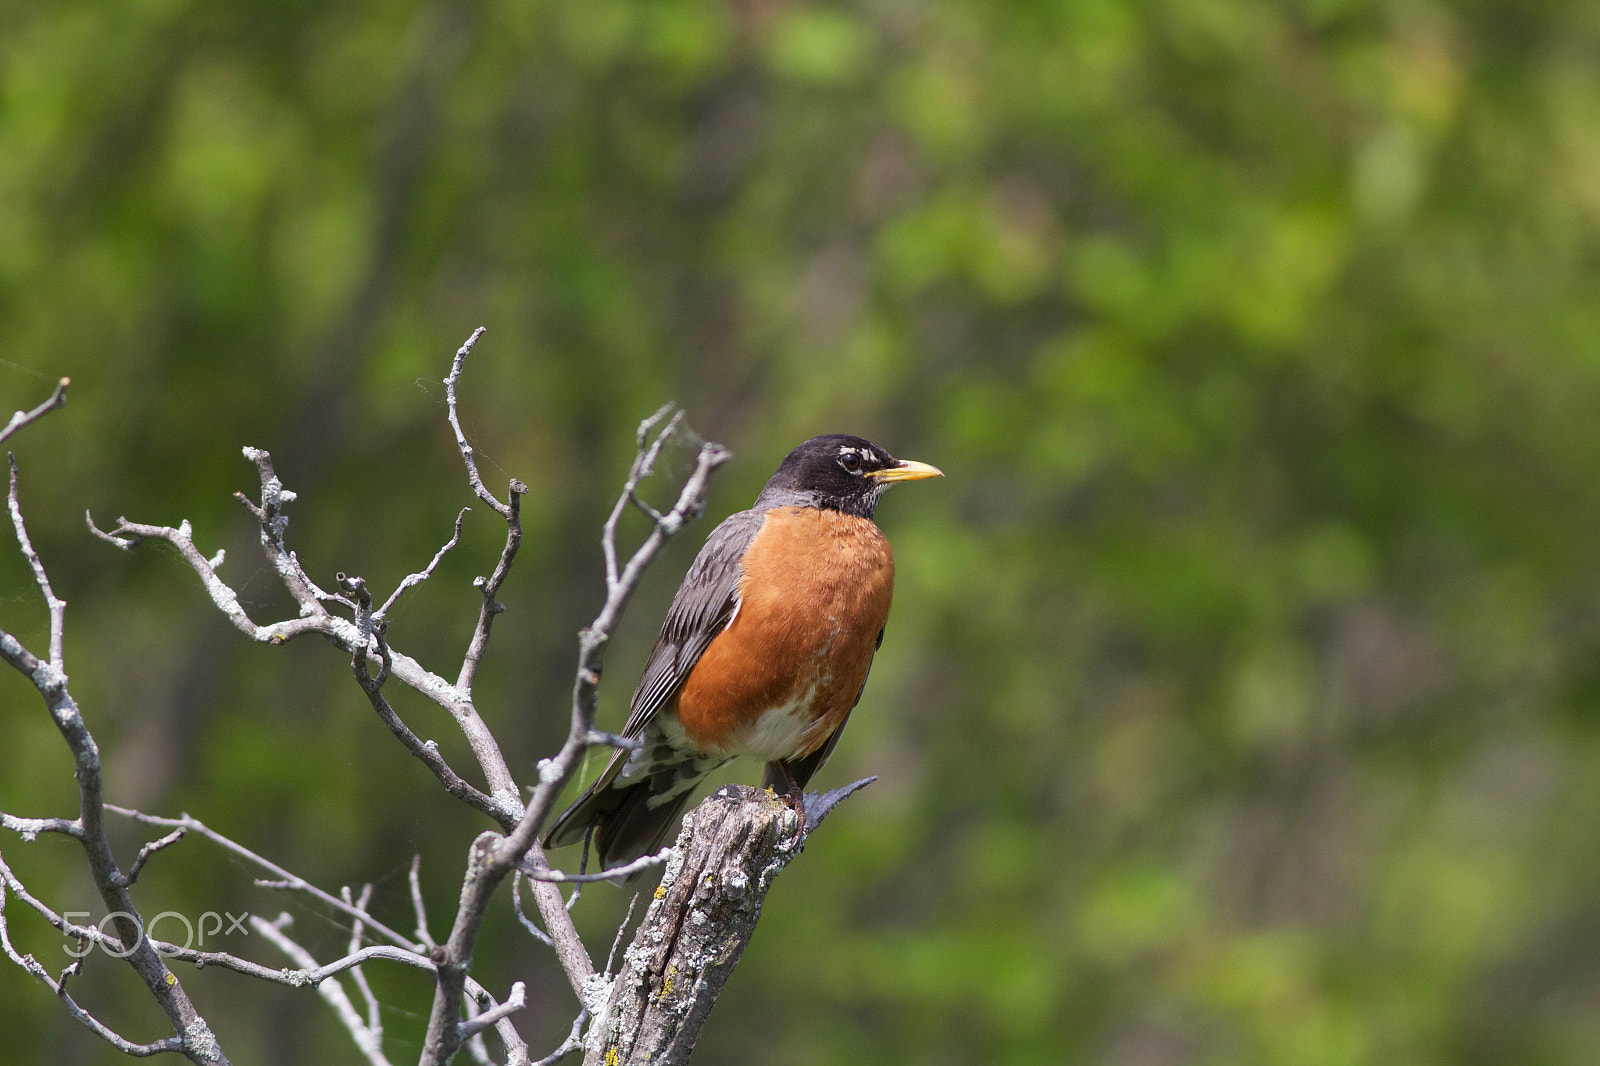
left=839, top=450, right=863, bottom=472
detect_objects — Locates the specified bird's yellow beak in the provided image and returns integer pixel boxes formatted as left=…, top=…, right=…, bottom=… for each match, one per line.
left=867, top=458, right=944, bottom=483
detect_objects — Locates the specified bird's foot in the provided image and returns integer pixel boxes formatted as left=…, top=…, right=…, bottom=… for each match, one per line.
left=779, top=767, right=808, bottom=842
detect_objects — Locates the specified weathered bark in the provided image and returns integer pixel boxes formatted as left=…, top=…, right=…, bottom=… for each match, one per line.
left=583, top=779, right=871, bottom=1065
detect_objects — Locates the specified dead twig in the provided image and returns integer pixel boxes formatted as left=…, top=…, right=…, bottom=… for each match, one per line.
left=0, top=376, right=69, bottom=448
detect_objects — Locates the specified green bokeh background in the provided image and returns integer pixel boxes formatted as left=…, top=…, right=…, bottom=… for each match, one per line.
left=6, top=0, right=1600, bottom=1062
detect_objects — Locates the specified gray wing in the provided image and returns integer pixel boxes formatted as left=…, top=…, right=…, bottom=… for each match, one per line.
left=618, top=508, right=767, bottom=739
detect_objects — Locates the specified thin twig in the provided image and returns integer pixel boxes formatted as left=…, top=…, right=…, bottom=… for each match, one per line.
left=520, top=848, right=674, bottom=884
left=0, top=852, right=121, bottom=952
left=457, top=981, right=526, bottom=1040
left=410, top=854, right=436, bottom=951
left=0, top=857, right=431, bottom=991
left=86, top=511, right=331, bottom=647
left=103, top=800, right=540, bottom=1061
left=456, top=478, right=525, bottom=695
left=0, top=875, right=185, bottom=1057
left=251, top=913, right=527, bottom=1063
left=350, top=627, right=505, bottom=823
left=119, top=826, right=187, bottom=887
left=605, top=893, right=642, bottom=977
left=342, top=884, right=384, bottom=1041
left=0, top=811, right=82, bottom=840
left=104, top=807, right=422, bottom=952
left=435, top=330, right=590, bottom=1003
left=9, top=454, right=66, bottom=668
left=376, top=508, right=469, bottom=619
left=238, top=446, right=346, bottom=610
left=532, top=1010, right=587, bottom=1066
left=0, top=376, right=69, bottom=447
left=511, top=871, right=554, bottom=947
left=251, top=914, right=396, bottom=1066
left=169, top=935, right=433, bottom=986
left=443, top=327, right=509, bottom=518
left=462, top=991, right=498, bottom=1066
left=31, top=806, right=529, bottom=1064
left=445, top=329, right=528, bottom=694
left=600, top=404, right=679, bottom=590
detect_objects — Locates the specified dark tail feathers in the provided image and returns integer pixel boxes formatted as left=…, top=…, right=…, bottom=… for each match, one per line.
left=544, top=769, right=705, bottom=882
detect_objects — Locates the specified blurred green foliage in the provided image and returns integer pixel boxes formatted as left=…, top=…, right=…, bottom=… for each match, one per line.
left=5, top=0, right=1600, bottom=1062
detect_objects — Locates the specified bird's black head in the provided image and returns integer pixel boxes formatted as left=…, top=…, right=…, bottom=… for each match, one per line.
left=753, top=434, right=943, bottom=519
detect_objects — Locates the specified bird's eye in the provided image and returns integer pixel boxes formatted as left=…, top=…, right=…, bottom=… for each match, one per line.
left=839, top=451, right=863, bottom=473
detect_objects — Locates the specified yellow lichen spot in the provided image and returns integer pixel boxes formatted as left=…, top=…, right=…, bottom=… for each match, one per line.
left=605, top=1050, right=620, bottom=1066
left=661, top=965, right=677, bottom=997
left=654, top=883, right=666, bottom=900
left=166, top=973, right=177, bottom=987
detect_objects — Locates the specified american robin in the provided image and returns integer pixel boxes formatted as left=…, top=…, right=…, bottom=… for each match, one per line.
left=544, top=434, right=942, bottom=872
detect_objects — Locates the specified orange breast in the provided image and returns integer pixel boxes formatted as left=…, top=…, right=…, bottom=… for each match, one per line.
left=675, top=506, right=894, bottom=759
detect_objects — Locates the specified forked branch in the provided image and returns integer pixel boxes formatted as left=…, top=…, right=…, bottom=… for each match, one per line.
left=418, top=411, right=730, bottom=1065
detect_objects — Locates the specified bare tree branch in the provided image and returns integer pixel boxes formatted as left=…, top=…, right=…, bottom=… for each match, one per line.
left=510, top=872, right=554, bottom=948
left=341, top=883, right=385, bottom=1043
left=0, top=376, right=69, bottom=447
left=3, top=451, right=230, bottom=1065
left=580, top=730, right=642, bottom=753
left=237, top=445, right=347, bottom=610
left=8, top=454, right=66, bottom=668
left=443, top=327, right=508, bottom=518
left=85, top=511, right=331, bottom=647
left=461, top=997, right=500, bottom=1066
left=9, top=335, right=845, bottom=1066
left=601, top=404, right=680, bottom=590
left=466, top=983, right=533, bottom=1066
left=96, top=805, right=534, bottom=1061
left=418, top=415, right=731, bottom=1066
left=377, top=508, right=469, bottom=619
left=442, top=330, right=527, bottom=696
left=0, top=850, right=429, bottom=990
left=0, top=872, right=185, bottom=1058
left=177, top=940, right=434, bottom=986
left=8, top=845, right=525, bottom=1066
left=533, top=1011, right=587, bottom=1066
left=603, top=895, right=640, bottom=979
left=410, top=854, right=437, bottom=951
left=348, top=598, right=504, bottom=823
left=89, top=448, right=525, bottom=822
left=458, top=980, right=527, bottom=1041
left=251, top=913, right=396, bottom=1066
left=120, top=826, right=187, bottom=887
left=82, top=334, right=620, bottom=1033
left=1, top=811, right=83, bottom=840
left=104, top=806, right=422, bottom=952
left=457, top=479, right=524, bottom=697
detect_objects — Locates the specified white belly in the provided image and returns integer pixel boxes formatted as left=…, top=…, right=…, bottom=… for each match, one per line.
left=663, top=680, right=822, bottom=761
